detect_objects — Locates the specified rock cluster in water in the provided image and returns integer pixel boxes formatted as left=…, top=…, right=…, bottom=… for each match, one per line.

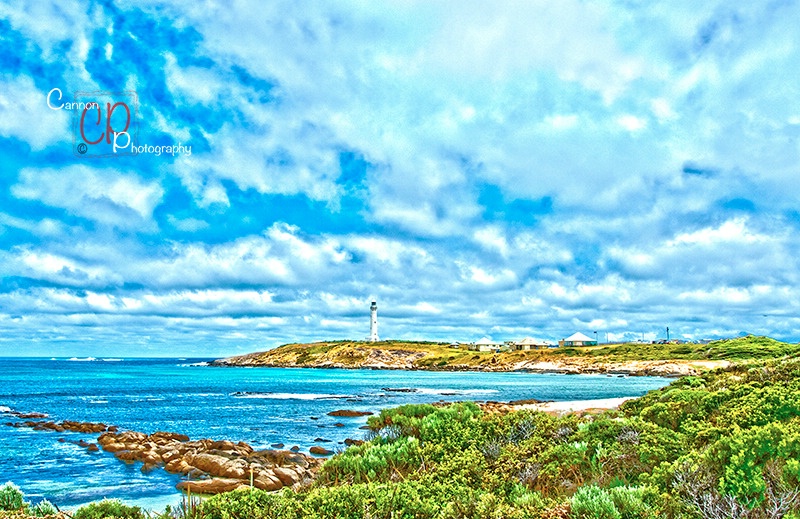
left=1, top=407, right=326, bottom=495
left=6, top=419, right=114, bottom=434
left=327, top=409, right=373, bottom=417
left=96, top=430, right=321, bottom=494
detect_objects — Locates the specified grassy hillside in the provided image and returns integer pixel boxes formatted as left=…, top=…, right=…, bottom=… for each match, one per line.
left=585, top=335, right=800, bottom=361
left=217, top=335, right=800, bottom=370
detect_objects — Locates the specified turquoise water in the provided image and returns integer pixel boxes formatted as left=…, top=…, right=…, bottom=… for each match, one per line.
left=0, top=358, right=671, bottom=511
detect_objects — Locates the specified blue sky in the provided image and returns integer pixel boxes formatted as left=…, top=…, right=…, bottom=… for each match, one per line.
left=1, top=1, right=800, bottom=357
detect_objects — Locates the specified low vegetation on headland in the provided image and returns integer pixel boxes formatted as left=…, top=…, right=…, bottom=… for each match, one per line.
left=3, top=336, right=800, bottom=518
left=212, top=335, right=800, bottom=376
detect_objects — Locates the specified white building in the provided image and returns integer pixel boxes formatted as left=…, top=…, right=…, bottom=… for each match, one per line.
left=471, top=337, right=500, bottom=352
left=512, top=337, right=552, bottom=350
left=369, top=301, right=379, bottom=342
left=559, top=332, right=597, bottom=347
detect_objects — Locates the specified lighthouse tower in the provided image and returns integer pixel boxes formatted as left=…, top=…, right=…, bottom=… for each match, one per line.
left=369, top=301, right=379, bottom=342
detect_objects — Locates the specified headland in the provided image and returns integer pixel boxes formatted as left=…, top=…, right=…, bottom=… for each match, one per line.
left=212, top=335, right=799, bottom=376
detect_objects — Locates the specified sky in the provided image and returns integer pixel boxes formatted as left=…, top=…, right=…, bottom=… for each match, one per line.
left=1, top=1, right=800, bottom=357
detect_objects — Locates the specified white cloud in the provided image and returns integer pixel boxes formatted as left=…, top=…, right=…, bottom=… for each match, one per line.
left=0, top=76, right=69, bottom=150
left=5, top=1, right=800, bottom=354
left=616, top=114, right=648, bottom=132
left=473, top=227, right=509, bottom=257
left=13, top=166, right=164, bottom=226
left=669, top=218, right=767, bottom=246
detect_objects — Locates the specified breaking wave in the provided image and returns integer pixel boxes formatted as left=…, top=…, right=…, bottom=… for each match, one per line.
left=230, top=392, right=352, bottom=401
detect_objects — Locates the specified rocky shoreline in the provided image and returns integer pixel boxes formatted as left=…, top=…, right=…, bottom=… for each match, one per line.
left=213, top=354, right=728, bottom=377
left=2, top=393, right=647, bottom=498
left=3, top=409, right=322, bottom=495
left=98, top=429, right=319, bottom=494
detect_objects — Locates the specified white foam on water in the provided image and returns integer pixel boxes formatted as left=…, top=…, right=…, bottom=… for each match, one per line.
left=231, top=392, right=352, bottom=401
left=80, top=395, right=109, bottom=401
left=415, top=388, right=500, bottom=396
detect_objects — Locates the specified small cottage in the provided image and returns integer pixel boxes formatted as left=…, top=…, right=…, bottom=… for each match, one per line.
left=471, top=337, right=500, bottom=352
left=558, top=332, right=597, bottom=347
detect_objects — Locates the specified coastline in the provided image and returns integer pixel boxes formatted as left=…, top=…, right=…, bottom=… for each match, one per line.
left=0, top=355, right=693, bottom=513
left=212, top=336, right=798, bottom=377
left=212, top=355, right=729, bottom=378
left=1, top=393, right=641, bottom=506
left=209, top=340, right=747, bottom=377
left=3, top=343, right=797, bottom=518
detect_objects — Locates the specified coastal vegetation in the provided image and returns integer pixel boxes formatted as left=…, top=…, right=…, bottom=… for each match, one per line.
left=3, top=336, right=800, bottom=518
left=0, top=483, right=57, bottom=517
left=213, top=335, right=799, bottom=375
left=192, top=352, right=800, bottom=518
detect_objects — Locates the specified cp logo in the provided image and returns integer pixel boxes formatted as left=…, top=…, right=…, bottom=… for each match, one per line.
left=72, top=91, right=138, bottom=158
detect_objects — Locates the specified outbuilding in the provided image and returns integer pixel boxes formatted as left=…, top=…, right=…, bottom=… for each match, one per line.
left=558, top=332, right=597, bottom=347
left=512, top=337, right=552, bottom=350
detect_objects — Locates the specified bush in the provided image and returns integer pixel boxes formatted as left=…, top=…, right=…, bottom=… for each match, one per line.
left=607, top=486, right=654, bottom=519
left=73, top=499, right=145, bottom=519
left=367, top=403, right=438, bottom=433
left=198, top=482, right=502, bottom=519
left=199, top=488, right=300, bottom=519
left=30, top=499, right=59, bottom=517
left=569, top=485, right=620, bottom=519
left=507, top=484, right=547, bottom=513
left=318, top=435, right=422, bottom=484
left=0, top=482, right=26, bottom=511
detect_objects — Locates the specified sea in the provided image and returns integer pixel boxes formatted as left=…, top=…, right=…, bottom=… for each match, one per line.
left=0, top=357, right=672, bottom=512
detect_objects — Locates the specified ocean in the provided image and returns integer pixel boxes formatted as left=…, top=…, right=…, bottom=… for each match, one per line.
left=0, top=357, right=671, bottom=511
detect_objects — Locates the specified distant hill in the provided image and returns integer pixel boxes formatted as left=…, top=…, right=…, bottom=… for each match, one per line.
left=211, top=336, right=800, bottom=376
left=585, top=335, right=800, bottom=361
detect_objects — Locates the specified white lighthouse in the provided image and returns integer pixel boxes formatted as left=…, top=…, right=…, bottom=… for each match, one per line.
left=369, top=300, right=379, bottom=342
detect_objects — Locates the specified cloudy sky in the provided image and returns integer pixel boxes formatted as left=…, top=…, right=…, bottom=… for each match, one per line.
left=1, top=1, right=799, bottom=357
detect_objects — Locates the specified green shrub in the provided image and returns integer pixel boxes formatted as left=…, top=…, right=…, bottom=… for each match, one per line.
left=318, top=435, right=422, bottom=484
left=30, top=499, right=58, bottom=517
left=73, top=499, right=145, bottom=519
left=0, top=482, right=26, bottom=511
left=607, top=486, right=653, bottom=519
left=199, top=488, right=300, bottom=519
left=418, top=402, right=485, bottom=452
left=367, top=403, right=438, bottom=433
left=569, top=485, right=620, bottom=519
left=507, top=484, right=547, bottom=512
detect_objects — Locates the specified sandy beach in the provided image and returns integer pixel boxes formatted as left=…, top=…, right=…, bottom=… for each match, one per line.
left=514, top=396, right=635, bottom=414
